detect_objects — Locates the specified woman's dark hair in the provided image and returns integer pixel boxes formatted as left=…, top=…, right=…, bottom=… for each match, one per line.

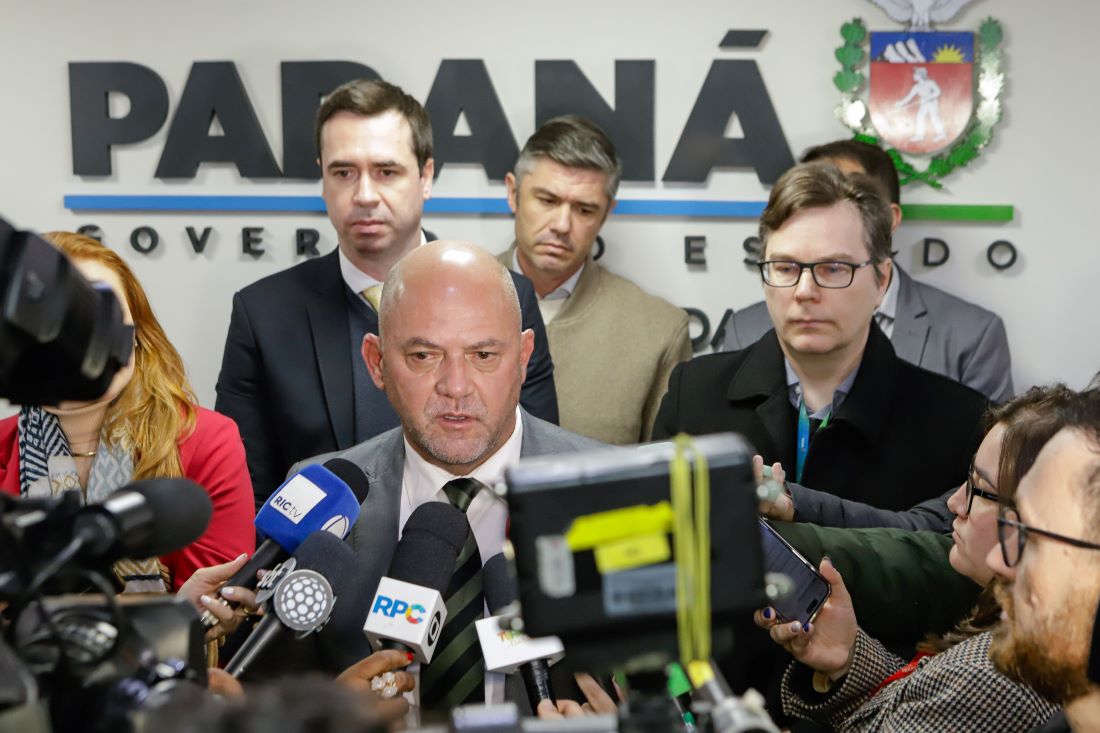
left=919, top=384, right=1078, bottom=653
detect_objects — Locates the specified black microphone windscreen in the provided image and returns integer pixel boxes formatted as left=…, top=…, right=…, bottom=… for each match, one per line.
left=290, top=531, right=357, bottom=599
left=322, top=458, right=370, bottom=505
left=387, top=502, right=469, bottom=594
left=482, top=551, right=517, bottom=614
left=115, top=478, right=212, bottom=557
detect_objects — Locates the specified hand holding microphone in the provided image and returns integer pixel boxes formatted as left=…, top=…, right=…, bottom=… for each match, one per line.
left=223, top=530, right=355, bottom=677
left=478, top=552, right=565, bottom=710
left=199, top=458, right=368, bottom=629
left=535, top=673, right=621, bottom=719
left=177, top=552, right=254, bottom=641
left=336, top=649, right=416, bottom=701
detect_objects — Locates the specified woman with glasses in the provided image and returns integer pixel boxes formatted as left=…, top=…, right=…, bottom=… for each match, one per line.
left=755, top=386, right=1071, bottom=732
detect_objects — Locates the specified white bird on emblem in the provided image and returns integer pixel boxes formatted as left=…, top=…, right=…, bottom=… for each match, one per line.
left=869, top=0, right=975, bottom=31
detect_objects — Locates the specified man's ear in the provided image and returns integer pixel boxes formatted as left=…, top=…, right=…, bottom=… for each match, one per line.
left=362, top=333, right=386, bottom=389
left=875, top=258, right=894, bottom=307
left=505, top=172, right=519, bottom=214
left=518, top=329, right=535, bottom=384
left=420, top=158, right=435, bottom=200
left=890, top=203, right=903, bottom=232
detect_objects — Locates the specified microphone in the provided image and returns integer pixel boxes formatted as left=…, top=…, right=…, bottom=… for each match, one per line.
left=362, top=502, right=469, bottom=663
left=224, top=531, right=352, bottom=677
left=203, top=460, right=367, bottom=626
left=476, top=552, right=563, bottom=708
left=71, top=478, right=212, bottom=561
left=25, top=478, right=212, bottom=596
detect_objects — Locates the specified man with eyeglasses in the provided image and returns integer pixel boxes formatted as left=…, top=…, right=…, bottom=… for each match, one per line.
left=720, top=139, right=1014, bottom=404
left=653, top=162, right=988, bottom=511
left=987, top=389, right=1100, bottom=732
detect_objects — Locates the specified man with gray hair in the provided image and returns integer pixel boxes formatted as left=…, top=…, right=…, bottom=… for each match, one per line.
left=498, top=116, right=692, bottom=445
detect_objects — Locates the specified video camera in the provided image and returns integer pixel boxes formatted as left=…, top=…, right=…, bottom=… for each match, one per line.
left=493, top=433, right=778, bottom=733
left=0, top=216, right=208, bottom=732
left=0, top=215, right=134, bottom=405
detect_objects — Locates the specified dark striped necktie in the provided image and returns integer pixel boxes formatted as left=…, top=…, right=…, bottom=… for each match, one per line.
left=420, top=477, right=487, bottom=711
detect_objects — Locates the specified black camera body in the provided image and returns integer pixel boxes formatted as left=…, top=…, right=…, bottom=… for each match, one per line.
left=0, top=216, right=133, bottom=405
left=0, top=216, right=204, bottom=731
left=13, top=595, right=208, bottom=733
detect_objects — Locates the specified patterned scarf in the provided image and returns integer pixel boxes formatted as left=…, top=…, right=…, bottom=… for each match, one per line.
left=17, top=406, right=169, bottom=593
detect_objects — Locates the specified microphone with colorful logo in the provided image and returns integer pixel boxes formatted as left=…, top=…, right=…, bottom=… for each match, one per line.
left=201, top=458, right=368, bottom=628
left=475, top=551, right=564, bottom=708
left=362, top=502, right=470, bottom=663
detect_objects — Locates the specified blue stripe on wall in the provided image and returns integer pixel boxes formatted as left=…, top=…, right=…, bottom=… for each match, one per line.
left=63, top=194, right=768, bottom=218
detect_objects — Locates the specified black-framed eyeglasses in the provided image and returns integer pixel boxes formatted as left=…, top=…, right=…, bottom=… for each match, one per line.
left=996, top=502, right=1100, bottom=568
left=965, top=464, right=1001, bottom=515
left=757, top=259, right=877, bottom=289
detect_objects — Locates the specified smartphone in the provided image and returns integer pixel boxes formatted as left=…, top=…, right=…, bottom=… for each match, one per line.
left=758, top=518, right=831, bottom=625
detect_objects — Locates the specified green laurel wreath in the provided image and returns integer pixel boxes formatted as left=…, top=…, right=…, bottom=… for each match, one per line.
left=833, top=17, right=1005, bottom=188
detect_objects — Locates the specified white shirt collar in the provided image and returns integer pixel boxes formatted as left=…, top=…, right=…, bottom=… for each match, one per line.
left=401, top=406, right=525, bottom=505
left=513, top=249, right=584, bottom=302
left=338, top=230, right=429, bottom=297
left=876, top=265, right=900, bottom=321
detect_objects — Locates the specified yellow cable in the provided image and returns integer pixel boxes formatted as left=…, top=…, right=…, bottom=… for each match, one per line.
left=693, top=444, right=711, bottom=662
left=670, top=434, right=713, bottom=668
left=669, top=436, right=693, bottom=667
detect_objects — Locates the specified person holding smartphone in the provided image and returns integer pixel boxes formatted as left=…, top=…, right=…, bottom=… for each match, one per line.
left=753, top=386, right=1071, bottom=732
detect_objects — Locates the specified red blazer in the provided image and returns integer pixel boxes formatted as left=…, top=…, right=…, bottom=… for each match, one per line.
left=0, top=407, right=255, bottom=590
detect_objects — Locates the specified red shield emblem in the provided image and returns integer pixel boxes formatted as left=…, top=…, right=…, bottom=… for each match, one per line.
left=868, top=31, right=974, bottom=155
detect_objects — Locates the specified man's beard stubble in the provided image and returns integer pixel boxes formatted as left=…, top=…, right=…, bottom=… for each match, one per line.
left=990, top=580, right=1094, bottom=704
left=395, top=367, right=523, bottom=472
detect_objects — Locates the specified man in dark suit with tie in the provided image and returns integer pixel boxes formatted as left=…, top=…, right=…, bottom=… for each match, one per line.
left=215, top=79, right=558, bottom=510
left=289, top=240, right=601, bottom=713
left=721, top=139, right=1014, bottom=404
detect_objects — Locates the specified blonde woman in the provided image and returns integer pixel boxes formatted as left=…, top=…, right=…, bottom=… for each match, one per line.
left=0, top=232, right=254, bottom=591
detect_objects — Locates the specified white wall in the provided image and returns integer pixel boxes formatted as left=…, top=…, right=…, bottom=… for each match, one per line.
left=1, top=0, right=1096, bottom=408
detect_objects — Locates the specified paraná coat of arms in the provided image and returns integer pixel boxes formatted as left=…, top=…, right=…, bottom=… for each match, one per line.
left=834, top=0, right=1005, bottom=188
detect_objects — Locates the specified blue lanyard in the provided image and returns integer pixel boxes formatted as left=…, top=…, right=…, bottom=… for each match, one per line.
left=796, top=401, right=830, bottom=483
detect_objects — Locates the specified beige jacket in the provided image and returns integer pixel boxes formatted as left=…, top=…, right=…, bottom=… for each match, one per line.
left=500, top=245, right=692, bottom=444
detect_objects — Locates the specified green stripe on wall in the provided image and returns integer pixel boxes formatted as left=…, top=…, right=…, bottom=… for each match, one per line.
left=901, top=204, right=1014, bottom=222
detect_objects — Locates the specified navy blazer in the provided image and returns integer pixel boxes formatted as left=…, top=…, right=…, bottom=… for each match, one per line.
left=215, top=248, right=558, bottom=509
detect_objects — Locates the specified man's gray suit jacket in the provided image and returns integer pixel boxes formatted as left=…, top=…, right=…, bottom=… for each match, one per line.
left=287, top=409, right=604, bottom=674
left=720, top=265, right=1014, bottom=403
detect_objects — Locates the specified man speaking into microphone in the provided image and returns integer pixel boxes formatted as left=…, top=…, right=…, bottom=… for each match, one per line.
left=292, top=241, right=601, bottom=713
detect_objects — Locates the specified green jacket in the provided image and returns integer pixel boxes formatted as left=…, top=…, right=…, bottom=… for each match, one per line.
left=772, top=522, right=981, bottom=643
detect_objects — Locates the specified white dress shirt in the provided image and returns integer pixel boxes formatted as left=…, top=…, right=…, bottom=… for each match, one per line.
left=397, top=407, right=524, bottom=715
left=398, top=407, right=522, bottom=555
